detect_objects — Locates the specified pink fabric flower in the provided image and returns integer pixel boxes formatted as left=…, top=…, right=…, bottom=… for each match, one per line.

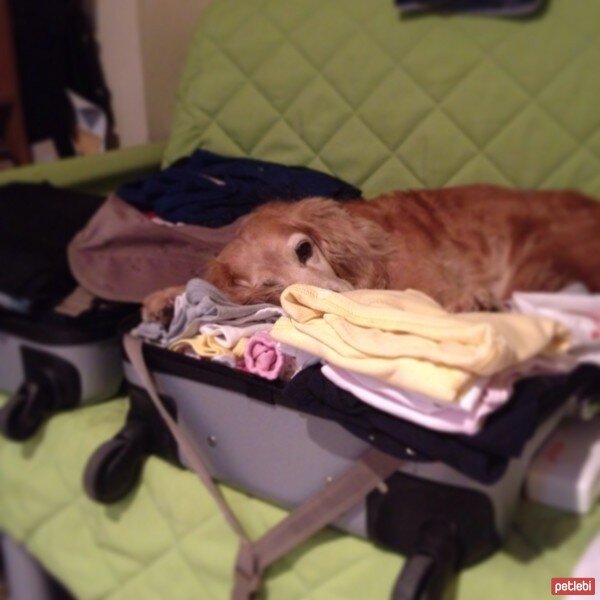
left=244, top=332, right=285, bottom=380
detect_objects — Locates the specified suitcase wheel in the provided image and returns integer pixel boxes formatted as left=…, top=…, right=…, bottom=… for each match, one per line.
left=0, top=380, right=54, bottom=441
left=392, top=521, right=459, bottom=600
left=83, top=421, right=149, bottom=503
left=0, top=347, right=81, bottom=441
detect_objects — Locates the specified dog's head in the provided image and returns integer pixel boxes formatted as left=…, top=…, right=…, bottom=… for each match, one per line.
left=205, top=197, right=390, bottom=305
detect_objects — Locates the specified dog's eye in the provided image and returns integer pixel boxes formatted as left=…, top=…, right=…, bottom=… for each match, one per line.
left=295, top=241, right=313, bottom=264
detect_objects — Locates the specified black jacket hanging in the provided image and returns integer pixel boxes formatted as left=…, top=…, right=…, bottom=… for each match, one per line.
left=8, top=0, right=114, bottom=157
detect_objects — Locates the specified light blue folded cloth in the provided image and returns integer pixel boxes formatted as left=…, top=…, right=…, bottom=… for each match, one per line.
left=133, top=278, right=284, bottom=345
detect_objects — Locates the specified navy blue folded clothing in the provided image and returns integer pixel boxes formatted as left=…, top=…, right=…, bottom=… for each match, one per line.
left=117, top=150, right=362, bottom=227
left=395, top=0, right=546, bottom=17
left=283, top=365, right=572, bottom=484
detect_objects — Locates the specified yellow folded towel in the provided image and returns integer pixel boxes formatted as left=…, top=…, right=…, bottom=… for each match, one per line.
left=169, top=334, right=247, bottom=358
left=271, top=285, right=569, bottom=402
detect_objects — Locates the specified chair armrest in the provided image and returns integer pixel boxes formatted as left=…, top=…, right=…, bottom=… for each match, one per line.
left=0, top=141, right=166, bottom=194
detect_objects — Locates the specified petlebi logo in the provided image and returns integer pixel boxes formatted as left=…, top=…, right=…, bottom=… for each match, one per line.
left=551, top=578, right=595, bottom=596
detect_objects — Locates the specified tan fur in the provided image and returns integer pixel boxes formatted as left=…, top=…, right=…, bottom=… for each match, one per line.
left=144, top=184, right=600, bottom=318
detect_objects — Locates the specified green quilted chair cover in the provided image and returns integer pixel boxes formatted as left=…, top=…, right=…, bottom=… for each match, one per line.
left=1, top=395, right=599, bottom=600
left=165, top=0, right=600, bottom=198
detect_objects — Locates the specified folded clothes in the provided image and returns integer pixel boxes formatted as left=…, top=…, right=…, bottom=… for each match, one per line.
left=133, top=278, right=285, bottom=345
left=509, top=285, right=600, bottom=355
left=278, top=343, right=321, bottom=375
left=322, top=364, right=507, bottom=434
left=284, top=365, right=573, bottom=483
left=395, top=0, right=546, bottom=18
left=321, top=360, right=562, bottom=434
left=170, top=334, right=247, bottom=359
left=272, top=285, right=569, bottom=402
left=243, top=332, right=286, bottom=380
left=314, top=287, right=593, bottom=434
left=171, top=323, right=307, bottom=381
left=211, top=354, right=239, bottom=369
left=199, top=322, right=273, bottom=348
left=117, top=150, right=362, bottom=227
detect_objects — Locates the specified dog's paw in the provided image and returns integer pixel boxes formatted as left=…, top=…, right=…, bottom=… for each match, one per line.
left=141, top=286, right=184, bottom=326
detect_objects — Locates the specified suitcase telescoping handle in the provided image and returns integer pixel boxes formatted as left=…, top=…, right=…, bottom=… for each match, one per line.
left=123, top=334, right=405, bottom=600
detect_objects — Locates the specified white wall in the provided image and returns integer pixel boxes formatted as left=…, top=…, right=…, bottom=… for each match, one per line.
left=138, top=0, right=212, bottom=141
left=94, top=0, right=148, bottom=147
left=91, top=0, right=212, bottom=147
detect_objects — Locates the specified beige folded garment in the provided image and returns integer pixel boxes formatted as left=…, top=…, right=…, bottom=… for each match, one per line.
left=271, top=285, right=570, bottom=402
left=170, top=334, right=247, bottom=358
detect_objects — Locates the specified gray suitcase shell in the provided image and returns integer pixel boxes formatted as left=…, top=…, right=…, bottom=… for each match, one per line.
left=121, top=351, right=571, bottom=542
left=85, top=323, right=577, bottom=570
left=83, top=328, right=590, bottom=598
left=0, top=308, right=125, bottom=440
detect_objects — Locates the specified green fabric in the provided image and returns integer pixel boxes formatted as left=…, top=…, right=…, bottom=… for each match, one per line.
left=0, top=142, right=165, bottom=194
left=0, top=393, right=598, bottom=600
left=165, top=0, right=600, bottom=198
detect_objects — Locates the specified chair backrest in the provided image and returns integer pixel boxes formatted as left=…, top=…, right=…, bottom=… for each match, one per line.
left=164, top=0, right=600, bottom=198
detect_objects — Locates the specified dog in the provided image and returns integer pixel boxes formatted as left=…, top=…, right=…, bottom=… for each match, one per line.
left=142, top=184, right=600, bottom=322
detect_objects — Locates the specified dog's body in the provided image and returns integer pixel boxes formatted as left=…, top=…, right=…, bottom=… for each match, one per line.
left=143, top=185, right=600, bottom=320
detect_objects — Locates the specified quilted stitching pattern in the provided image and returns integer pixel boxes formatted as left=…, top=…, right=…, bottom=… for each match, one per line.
left=165, top=0, right=600, bottom=198
left=1, top=395, right=600, bottom=600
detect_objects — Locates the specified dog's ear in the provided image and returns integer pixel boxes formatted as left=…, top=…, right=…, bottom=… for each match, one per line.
left=290, top=198, right=390, bottom=289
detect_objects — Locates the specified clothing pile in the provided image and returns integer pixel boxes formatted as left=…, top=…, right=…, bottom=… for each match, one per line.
left=68, top=150, right=361, bottom=304
left=117, top=150, right=361, bottom=228
left=133, top=281, right=600, bottom=483
left=277, top=284, right=600, bottom=483
left=133, top=279, right=316, bottom=379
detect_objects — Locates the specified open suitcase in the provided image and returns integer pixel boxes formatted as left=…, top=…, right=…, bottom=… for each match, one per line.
left=0, top=184, right=134, bottom=441
left=84, top=313, right=594, bottom=599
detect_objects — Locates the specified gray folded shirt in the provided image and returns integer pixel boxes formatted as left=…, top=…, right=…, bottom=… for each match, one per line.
left=133, top=278, right=285, bottom=345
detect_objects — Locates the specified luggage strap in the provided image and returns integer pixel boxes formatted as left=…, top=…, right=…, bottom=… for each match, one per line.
left=54, top=285, right=96, bottom=316
left=124, top=334, right=403, bottom=599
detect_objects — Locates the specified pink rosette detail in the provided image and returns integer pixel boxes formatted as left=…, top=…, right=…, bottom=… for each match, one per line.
left=244, top=332, right=285, bottom=380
